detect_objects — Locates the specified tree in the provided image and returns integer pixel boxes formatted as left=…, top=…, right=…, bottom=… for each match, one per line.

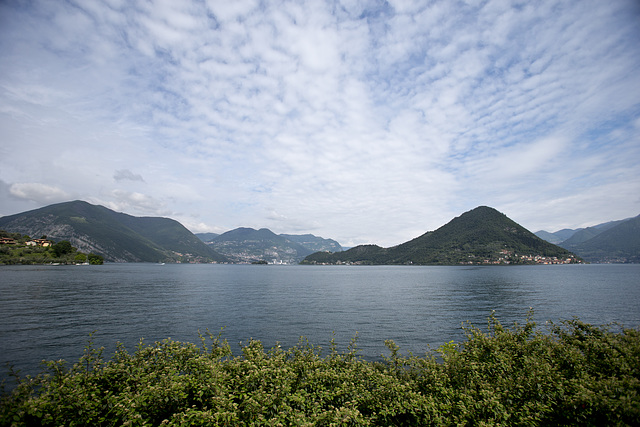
left=52, top=240, right=73, bottom=257
left=74, top=253, right=87, bottom=263
left=87, top=253, right=104, bottom=265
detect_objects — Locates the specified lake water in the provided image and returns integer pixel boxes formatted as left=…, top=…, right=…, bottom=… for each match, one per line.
left=1, top=263, right=639, bottom=383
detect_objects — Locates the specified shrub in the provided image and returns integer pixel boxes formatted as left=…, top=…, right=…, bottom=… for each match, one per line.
left=1, top=315, right=639, bottom=426
left=87, top=253, right=104, bottom=265
left=52, top=241, right=73, bottom=257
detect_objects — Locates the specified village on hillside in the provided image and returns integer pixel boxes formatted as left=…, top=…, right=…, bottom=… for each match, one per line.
left=460, top=250, right=582, bottom=265
left=0, top=232, right=103, bottom=265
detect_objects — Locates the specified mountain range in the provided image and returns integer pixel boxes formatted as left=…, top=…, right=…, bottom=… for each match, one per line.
left=196, top=229, right=342, bottom=264
left=0, top=201, right=228, bottom=263
left=302, top=206, right=579, bottom=265
left=0, top=200, right=342, bottom=264
left=1, top=201, right=636, bottom=264
left=535, top=215, right=640, bottom=263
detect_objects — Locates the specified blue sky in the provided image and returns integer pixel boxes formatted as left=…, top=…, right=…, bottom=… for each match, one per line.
left=1, top=0, right=639, bottom=247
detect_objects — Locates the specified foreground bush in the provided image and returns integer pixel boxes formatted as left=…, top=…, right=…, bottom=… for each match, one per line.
left=2, top=314, right=639, bottom=426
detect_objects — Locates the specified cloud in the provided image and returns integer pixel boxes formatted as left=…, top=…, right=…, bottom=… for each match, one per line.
left=464, top=135, right=569, bottom=183
left=114, top=169, right=145, bottom=182
left=0, top=0, right=639, bottom=246
left=105, top=190, right=167, bottom=216
left=9, top=183, right=71, bottom=204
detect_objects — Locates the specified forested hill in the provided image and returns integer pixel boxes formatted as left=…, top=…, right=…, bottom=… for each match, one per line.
left=0, top=200, right=228, bottom=263
left=302, top=206, right=580, bottom=265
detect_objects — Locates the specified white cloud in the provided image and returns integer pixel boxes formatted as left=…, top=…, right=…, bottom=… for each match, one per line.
left=205, top=0, right=259, bottom=23
left=1, top=0, right=639, bottom=246
left=106, top=190, right=168, bottom=216
left=465, top=135, right=569, bottom=183
left=114, top=169, right=145, bottom=182
left=9, top=183, right=71, bottom=204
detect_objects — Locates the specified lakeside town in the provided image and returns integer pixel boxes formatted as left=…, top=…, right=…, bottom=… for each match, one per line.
left=461, top=250, right=583, bottom=265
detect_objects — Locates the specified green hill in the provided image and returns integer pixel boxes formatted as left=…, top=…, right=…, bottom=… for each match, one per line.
left=0, top=201, right=228, bottom=263
left=302, top=206, right=579, bottom=265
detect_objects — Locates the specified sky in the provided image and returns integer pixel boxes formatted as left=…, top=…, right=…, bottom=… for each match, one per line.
left=1, top=0, right=639, bottom=248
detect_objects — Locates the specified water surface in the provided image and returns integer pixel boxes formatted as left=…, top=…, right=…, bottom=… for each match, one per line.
left=1, top=263, right=638, bottom=382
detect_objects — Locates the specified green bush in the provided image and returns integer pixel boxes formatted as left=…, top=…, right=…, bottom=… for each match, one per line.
left=52, top=241, right=73, bottom=257
left=87, top=253, right=104, bottom=265
left=1, top=315, right=639, bottom=426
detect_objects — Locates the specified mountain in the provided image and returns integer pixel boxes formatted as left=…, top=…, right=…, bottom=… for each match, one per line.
left=197, top=231, right=342, bottom=256
left=536, top=216, right=638, bottom=263
left=536, top=218, right=631, bottom=246
left=534, top=229, right=578, bottom=244
left=195, top=232, right=219, bottom=242
left=302, top=206, right=579, bottom=265
left=279, top=234, right=342, bottom=253
left=0, top=201, right=228, bottom=263
left=558, top=218, right=630, bottom=248
left=559, top=215, right=640, bottom=263
left=204, top=227, right=316, bottom=264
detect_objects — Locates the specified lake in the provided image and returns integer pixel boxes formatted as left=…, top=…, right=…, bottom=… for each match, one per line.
left=1, top=263, right=639, bottom=383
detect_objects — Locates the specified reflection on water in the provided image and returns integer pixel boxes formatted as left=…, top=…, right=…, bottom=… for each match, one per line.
left=1, top=264, right=639, bottom=382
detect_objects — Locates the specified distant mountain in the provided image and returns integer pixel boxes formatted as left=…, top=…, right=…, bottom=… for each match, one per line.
left=302, top=206, right=579, bottom=265
left=195, top=232, right=219, bottom=242
left=559, top=218, right=630, bottom=248
left=280, top=234, right=342, bottom=253
left=536, top=218, right=632, bottom=246
left=535, top=216, right=638, bottom=263
left=0, top=201, right=228, bottom=263
left=534, top=229, right=578, bottom=244
left=560, top=228, right=603, bottom=247
left=196, top=229, right=342, bottom=264
left=559, top=215, right=640, bottom=263
left=205, top=227, right=317, bottom=264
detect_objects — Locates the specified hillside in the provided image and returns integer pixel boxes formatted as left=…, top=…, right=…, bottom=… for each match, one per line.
left=536, top=219, right=631, bottom=245
left=280, top=234, right=343, bottom=253
left=205, top=228, right=315, bottom=264
left=535, top=216, right=639, bottom=263
left=533, top=230, right=562, bottom=244
left=302, top=206, right=579, bottom=265
left=561, top=214, right=640, bottom=263
left=534, top=229, right=579, bottom=244
left=197, top=228, right=342, bottom=264
left=558, top=218, right=630, bottom=248
left=0, top=201, right=228, bottom=263
left=195, top=232, right=219, bottom=242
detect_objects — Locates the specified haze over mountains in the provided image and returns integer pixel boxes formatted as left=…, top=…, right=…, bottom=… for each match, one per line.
left=0, top=201, right=637, bottom=264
